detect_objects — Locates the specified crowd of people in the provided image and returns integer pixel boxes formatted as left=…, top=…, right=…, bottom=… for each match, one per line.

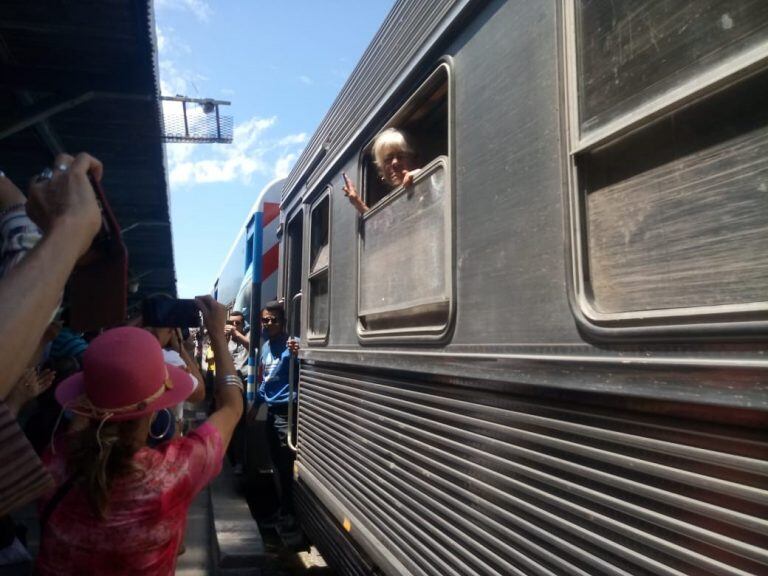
left=0, top=153, right=265, bottom=575
left=0, top=124, right=411, bottom=574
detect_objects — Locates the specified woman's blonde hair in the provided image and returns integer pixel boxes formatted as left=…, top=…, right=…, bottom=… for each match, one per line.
left=67, top=419, right=146, bottom=518
left=372, top=128, right=415, bottom=169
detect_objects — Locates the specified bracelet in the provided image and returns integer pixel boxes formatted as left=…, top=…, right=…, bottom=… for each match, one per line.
left=222, top=382, right=244, bottom=393
left=219, top=375, right=244, bottom=391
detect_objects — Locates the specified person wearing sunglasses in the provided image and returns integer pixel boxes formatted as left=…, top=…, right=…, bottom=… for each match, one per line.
left=252, top=300, right=299, bottom=527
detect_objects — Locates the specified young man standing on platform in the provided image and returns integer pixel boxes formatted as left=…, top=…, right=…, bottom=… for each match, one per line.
left=254, top=300, right=299, bottom=528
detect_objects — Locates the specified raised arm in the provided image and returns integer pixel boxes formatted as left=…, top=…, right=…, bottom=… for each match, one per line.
left=224, top=324, right=250, bottom=349
left=196, top=296, right=243, bottom=449
left=170, top=328, right=205, bottom=403
left=341, top=172, right=369, bottom=215
left=0, top=153, right=101, bottom=400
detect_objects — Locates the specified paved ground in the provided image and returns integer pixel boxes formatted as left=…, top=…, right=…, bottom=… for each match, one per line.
left=257, top=526, right=335, bottom=576
left=175, top=490, right=213, bottom=575
left=179, top=485, right=335, bottom=576
left=7, top=491, right=335, bottom=576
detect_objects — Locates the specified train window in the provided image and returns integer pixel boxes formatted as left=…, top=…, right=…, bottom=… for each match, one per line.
left=284, top=212, right=303, bottom=337
left=362, top=64, right=448, bottom=210
left=566, top=1, right=768, bottom=333
left=234, top=281, right=252, bottom=324
left=357, top=63, right=453, bottom=341
left=575, top=1, right=768, bottom=139
left=307, top=190, right=330, bottom=342
left=358, top=157, right=452, bottom=339
left=245, top=227, right=254, bottom=271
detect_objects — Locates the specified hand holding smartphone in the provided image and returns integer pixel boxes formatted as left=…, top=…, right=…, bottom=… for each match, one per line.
left=142, top=297, right=201, bottom=328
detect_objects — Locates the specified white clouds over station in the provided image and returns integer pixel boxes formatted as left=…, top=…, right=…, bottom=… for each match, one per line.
left=156, top=10, right=307, bottom=187
left=166, top=116, right=308, bottom=185
left=155, top=0, right=212, bottom=23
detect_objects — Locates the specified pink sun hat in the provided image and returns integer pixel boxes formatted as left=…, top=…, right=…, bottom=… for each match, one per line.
left=55, top=326, right=193, bottom=422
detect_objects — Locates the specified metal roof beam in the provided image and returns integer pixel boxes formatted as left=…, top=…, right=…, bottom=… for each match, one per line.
left=0, top=63, right=145, bottom=94
left=0, top=92, right=96, bottom=143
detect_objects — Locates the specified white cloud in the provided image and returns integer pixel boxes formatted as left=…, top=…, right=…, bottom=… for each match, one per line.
left=155, top=0, right=212, bottom=22
left=154, top=18, right=306, bottom=189
left=274, top=154, right=297, bottom=179
left=298, top=75, right=313, bottom=85
left=156, top=26, right=167, bottom=53
left=166, top=141, right=197, bottom=166
left=159, top=59, right=188, bottom=96
left=167, top=115, right=307, bottom=186
left=277, top=133, right=307, bottom=147
left=158, top=56, right=208, bottom=99
left=155, top=25, right=190, bottom=57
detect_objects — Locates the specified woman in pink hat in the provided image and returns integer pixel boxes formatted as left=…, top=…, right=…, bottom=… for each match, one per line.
left=35, top=296, right=243, bottom=576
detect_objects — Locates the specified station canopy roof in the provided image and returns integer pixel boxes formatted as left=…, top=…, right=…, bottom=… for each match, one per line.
left=0, top=0, right=176, bottom=312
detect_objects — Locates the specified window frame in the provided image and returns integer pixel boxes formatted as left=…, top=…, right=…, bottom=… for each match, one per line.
left=355, top=61, right=455, bottom=344
left=305, top=186, right=332, bottom=345
left=282, top=208, right=305, bottom=340
left=561, top=0, right=768, bottom=339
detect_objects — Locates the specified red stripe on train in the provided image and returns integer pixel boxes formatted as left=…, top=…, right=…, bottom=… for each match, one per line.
left=261, top=244, right=279, bottom=279
left=262, top=202, right=280, bottom=227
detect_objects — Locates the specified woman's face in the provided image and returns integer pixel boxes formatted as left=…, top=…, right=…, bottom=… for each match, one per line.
left=379, top=145, right=417, bottom=187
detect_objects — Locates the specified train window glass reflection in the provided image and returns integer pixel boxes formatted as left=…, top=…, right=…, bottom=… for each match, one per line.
left=359, top=157, right=451, bottom=338
left=568, top=0, right=768, bottom=328
left=575, top=0, right=768, bottom=138
left=308, top=191, right=330, bottom=342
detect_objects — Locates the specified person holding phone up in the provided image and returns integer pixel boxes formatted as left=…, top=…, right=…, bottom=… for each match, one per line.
left=225, top=310, right=249, bottom=379
left=35, top=296, right=243, bottom=575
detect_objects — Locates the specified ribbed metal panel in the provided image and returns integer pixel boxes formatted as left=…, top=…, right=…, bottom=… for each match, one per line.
left=296, top=364, right=768, bottom=576
left=295, top=481, right=378, bottom=576
left=281, top=0, right=475, bottom=203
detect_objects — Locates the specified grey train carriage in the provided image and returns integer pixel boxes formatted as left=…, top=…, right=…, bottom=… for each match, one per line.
left=273, top=1, right=768, bottom=575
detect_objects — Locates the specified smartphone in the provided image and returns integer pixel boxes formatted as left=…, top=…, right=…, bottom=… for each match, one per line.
left=142, top=298, right=201, bottom=328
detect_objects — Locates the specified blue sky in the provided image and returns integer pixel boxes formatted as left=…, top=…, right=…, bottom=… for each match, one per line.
left=154, top=0, right=394, bottom=297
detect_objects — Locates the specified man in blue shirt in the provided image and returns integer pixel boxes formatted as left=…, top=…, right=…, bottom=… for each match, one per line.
left=257, top=302, right=294, bottom=407
left=255, top=300, right=298, bottom=522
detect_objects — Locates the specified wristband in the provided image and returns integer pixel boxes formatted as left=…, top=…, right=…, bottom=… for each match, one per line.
left=219, top=374, right=244, bottom=391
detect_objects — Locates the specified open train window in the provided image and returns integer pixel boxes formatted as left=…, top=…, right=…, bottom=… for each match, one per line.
left=564, top=0, right=768, bottom=337
left=362, top=64, right=448, bottom=209
left=307, top=189, right=330, bottom=343
left=357, top=62, right=454, bottom=342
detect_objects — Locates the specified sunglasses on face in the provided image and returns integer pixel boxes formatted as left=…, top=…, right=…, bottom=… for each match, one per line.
left=383, top=152, right=414, bottom=165
left=261, top=317, right=281, bottom=325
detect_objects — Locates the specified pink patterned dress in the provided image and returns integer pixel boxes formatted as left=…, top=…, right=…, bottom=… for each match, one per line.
left=35, top=422, right=223, bottom=575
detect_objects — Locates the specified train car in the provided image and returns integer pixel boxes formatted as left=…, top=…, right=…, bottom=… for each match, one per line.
left=213, top=177, right=283, bottom=399
left=277, top=1, right=768, bottom=575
